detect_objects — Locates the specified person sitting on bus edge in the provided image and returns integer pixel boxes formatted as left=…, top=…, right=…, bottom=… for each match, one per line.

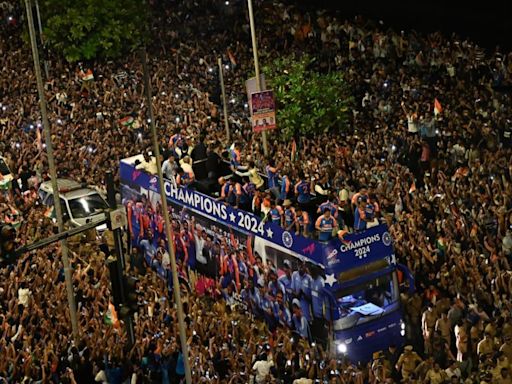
left=291, top=261, right=313, bottom=322
left=294, top=205, right=310, bottom=237
left=315, top=208, right=337, bottom=242
left=267, top=199, right=283, bottom=226
left=292, top=298, right=311, bottom=341
left=229, top=141, right=244, bottom=172
left=283, top=199, right=296, bottom=232
left=162, top=153, right=178, bottom=186
left=265, top=159, right=280, bottom=198
left=176, top=167, right=194, bottom=188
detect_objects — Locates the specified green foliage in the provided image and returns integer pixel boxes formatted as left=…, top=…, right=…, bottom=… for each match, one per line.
left=41, top=0, right=147, bottom=62
left=264, top=55, right=353, bottom=139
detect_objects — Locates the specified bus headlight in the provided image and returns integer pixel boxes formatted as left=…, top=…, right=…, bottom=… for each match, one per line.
left=337, top=343, right=347, bottom=354
left=400, top=329, right=406, bottom=336
left=400, top=322, right=405, bottom=330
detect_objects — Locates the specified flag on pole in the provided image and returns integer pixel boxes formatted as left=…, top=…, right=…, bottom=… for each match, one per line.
left=36, top=127, right=42, bottom=151
left=408, top=182, right=416, bottom=194
left=434, top=98, right=442, bottom=116
left=291, top=139, right=297, bottom=162
left=227, top=49, right=237, bottom=66
left=103, top=301, right=120, bottom=328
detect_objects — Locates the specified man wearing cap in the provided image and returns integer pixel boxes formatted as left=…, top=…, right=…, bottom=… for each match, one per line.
left=291, top=261, right=313, bottom=322
left=292, top=298, right=311, bottom=340
left=278, top=260, right=293, bottom=302
left=396, top=345, right=422, bottom=381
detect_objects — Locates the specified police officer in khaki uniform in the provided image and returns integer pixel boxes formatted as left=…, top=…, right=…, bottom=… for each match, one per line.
left=396, top=345, right=422, bottom=381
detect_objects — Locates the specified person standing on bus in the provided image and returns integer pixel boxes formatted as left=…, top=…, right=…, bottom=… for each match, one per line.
left=294, top=171, right=312, bottom=206
left=265, top=159, right=280, bottom=198
left=218, top=177, right=233, bottom=204
left=353, top=195, right=371, bottom=232
left=272, top=291, right=292, bottom=328
left=291, top=261, right=313, bottom=322
left=279, top=169, right=292, bottom=202
left=315, top=208, right=337, bottom=242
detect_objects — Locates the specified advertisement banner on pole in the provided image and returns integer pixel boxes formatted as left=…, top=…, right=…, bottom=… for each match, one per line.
left=251, top=90, right=277, bottom=132
left=245, top=75, right=266, bottom=112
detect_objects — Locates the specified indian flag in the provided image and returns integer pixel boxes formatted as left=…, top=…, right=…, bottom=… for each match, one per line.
left=119, top=116, right=134, bottom=127
left=82, top=69, right=94, bottom=81
left=434, top=98, right=442, bottom=116
left=103, top=302, right=120, bottom=328
left=44, top=206, right=55, bottom=219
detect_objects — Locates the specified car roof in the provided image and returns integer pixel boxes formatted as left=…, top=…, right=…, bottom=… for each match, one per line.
left=39, top=179, right=100, bottom=199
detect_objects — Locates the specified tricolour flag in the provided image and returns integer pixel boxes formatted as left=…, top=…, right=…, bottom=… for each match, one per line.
left=119, top=116, right=134, bottom=127
left=227, top=49, right=237, bottom=66
left=434, top=98, right=442, bottom=116
left=103, top=301, right=120, bottom=328
left=408, top=182, right=416, bottom=194
left=44, top=206, right=55, bottom=219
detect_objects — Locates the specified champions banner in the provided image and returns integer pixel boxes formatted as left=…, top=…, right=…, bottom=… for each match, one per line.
left=119, top=158, right=394, bottom=274
left=251, top=90, right=277, bottom=132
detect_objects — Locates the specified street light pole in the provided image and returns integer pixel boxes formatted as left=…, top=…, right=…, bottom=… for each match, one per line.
left=247, top=0, right=269, bottom=156
left=218, top=58, right=230, bottom=142
left=34, top=0, right=49, bottom=80
left=140, top=48, right=192, bottom=384
left=24, top=0, right=79, bottom=342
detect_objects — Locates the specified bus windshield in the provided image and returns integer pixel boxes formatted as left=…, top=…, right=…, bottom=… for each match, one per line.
left=333, top=271, right=399, bottom=331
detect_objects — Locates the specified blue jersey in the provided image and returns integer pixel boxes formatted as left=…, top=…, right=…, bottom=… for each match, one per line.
left=319, top=201, right=337, bottom=217
left=280, top=175, right=289, bottom=201
left=354, top=207, right=367, bottom=231
left=311, top=276, right=325, bottom=319
left=266, top=166, right=278, bottom=189
left=278, top=274, right=293, bottom=300
left=272, top=302, right=292, bottom=327
left=296, top=180, right=311, bottom=204
left=284, top=208, right=295, bottom=228
left=292, top=314, right=310, bottom=340
left=364, top=203, right=375, bottom=221
left=317, top=216, right=335, bottom=241
left=291, top=271, right=313, bottom=322
left=270, top=208, right=282, bottom=224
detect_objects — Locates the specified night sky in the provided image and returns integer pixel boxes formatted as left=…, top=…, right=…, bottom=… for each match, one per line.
left=289, top=0, right=512, bottom=51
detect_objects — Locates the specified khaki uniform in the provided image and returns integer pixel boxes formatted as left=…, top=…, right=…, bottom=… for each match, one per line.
left=500, top=341, right=512, bottom=362
left=397, top=351, right=422, bottom=380
left=425, top=368, right=446, bottom=384
left=477, top=337, right=494, bottom=357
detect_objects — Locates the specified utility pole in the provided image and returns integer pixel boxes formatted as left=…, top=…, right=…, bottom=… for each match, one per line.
left=34, top=0, right=49, bottom=79
left=105, top=172, right=135, bottom=347
left=218, top=58, right=230, bottom=142
left=24, top=0, right=79, bottom=342
left=140, top=48, right=192, bottom=384
left=247, top=0, right=268, bottom=156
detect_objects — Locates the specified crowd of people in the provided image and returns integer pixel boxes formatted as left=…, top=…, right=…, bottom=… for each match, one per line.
left=1, top=0, right=512, bottom=382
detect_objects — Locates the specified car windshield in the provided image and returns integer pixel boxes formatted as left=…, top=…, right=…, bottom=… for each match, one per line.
left=333, top=271, right=399, bottom=330
left=0, top=158, right=10, bottom=176
left=68, top=194, right=108, bottom=219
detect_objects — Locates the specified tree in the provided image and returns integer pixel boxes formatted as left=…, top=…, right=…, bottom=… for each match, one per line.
left=263, top=55, right=353, bottom=139
left=41, top=0, right=147, bottom=62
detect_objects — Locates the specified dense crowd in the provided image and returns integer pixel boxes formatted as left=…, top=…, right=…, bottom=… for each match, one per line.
left=1, top=0, right=512, bottom=382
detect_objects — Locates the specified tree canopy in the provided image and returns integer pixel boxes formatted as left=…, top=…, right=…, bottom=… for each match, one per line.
left=40, top=0, right=147, bottom=62
left=263, top=55, right=353, bottom=139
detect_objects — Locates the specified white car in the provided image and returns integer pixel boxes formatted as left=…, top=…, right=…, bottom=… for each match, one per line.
left=38, top=179, right=108, bottom=231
